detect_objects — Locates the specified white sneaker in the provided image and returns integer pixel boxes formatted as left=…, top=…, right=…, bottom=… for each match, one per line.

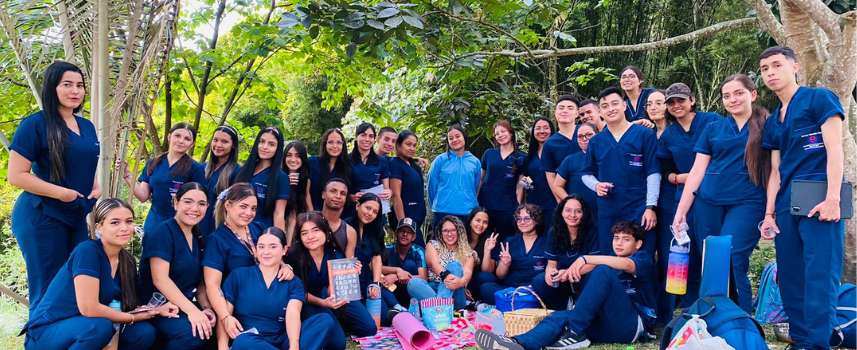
left=544, top=332, right=591, bottom=350
left=474, top=329, right=525, bottom=350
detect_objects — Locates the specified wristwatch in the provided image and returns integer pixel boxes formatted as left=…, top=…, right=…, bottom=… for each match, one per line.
left=646, top=205, right=657, bottom=211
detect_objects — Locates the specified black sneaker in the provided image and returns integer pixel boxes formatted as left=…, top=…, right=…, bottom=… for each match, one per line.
left=544, top=331, right=591, bottom=350
left=475, top=329, right=524, bottom=350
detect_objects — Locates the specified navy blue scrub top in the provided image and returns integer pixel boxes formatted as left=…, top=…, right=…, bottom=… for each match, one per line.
left=556, top=152, right=598, bottom=213
left=290, top=249, right=344, bottom=297
left=694, top=116, right=765, bottom=205
left=541, top=132, right=581, bottom=175
left=524, top=153, right=556, bottom=213
left=657, top=111, right=720, bottom=199
left=583, top=124, right=660, bottom=212
left=10, top=112, right=100, bottom=225
left=388, top=157, right=426, bottom=220
left=308, top=156, right=350, bottom=210
left=139, top=218, right=202, bottom=302
left=624, top=88, right=654, bottom=122
left=222, top=266, right=306, bottom=337
left=138, top=158, right=206, bottom=220
left=544, top=228, right=599, bottom=269
left=249, top=166, right=291, bottom=230
left=353, top=228, right=382, bottom=287
left=200, top=164, right=241, bottom=237
left=383, top=244, right=426, bottom=276
left=350, top=155, right=388, bottom=192
left=762, top=86, right=845, bottom=210
left=490, top=234, right=547, bottom=286
left=202, top=224, right=262, bottom=278
left=479, top=149, right=525, bottom=211
left=618, top=250, right=657, bottom=326
left=25, top=240, right=121, bottom=330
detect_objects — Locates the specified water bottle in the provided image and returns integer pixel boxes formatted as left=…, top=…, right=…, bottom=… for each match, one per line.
left=109, top=299, right=122, bottom=330
left=366, top=284, right=382, bottom=328
left=665, top=239, right=690, bottom=295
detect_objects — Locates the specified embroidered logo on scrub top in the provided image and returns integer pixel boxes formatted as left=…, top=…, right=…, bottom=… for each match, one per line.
left=801, top=131, right=825, bottom=151
left=169, top=181, right=184, bottom=197
left=532, top=255, right=546, bottom=271
left=626, top=153, right=644, bottom=167
left=254, top=183, right=268, bottom=199
left=373, top=172, right=381, bottom=185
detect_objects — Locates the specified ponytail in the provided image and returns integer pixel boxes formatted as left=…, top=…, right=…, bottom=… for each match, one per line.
left=118, top=249, right=139, bottom=311
left=720, top=74, right=772, bottom=188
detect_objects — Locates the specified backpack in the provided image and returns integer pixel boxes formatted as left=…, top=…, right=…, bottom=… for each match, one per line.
left=660, top=296, right=768, bottom=350
left=753, top=261, right=788, bottom=324
left=832, top=283, right=856, bottom=348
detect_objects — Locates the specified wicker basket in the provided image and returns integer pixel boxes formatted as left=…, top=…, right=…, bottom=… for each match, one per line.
left=503, top=286, right=553, bottom=337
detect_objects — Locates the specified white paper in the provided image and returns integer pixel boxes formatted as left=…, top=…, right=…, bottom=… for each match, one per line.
left=362, top=184, right=391, bottom=214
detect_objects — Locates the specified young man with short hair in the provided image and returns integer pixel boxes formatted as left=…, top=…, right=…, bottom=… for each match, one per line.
left=475, top=221, right=656, bottom=350
left=321, top=178, right=357, bottom=257
left=545, top=95, right=582, bottom=201
left=758, top=46, right=846, bottom=350
left=581, top=87, right=660, bottom=253
left=381, top=218, right=428, bottom=306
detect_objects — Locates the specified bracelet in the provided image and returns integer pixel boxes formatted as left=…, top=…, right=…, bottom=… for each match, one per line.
left=764, top=212, right=775, bottom=218
left=582, top=256, right=588, bottom=264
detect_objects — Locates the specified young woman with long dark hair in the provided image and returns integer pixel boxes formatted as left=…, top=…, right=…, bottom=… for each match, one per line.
left=673, top=74, right=771, bottom=312
left=523, top=117, right=557, bottom=230
left=619, top=65, right=654, bottom=124
left=349, top=123, right=392, bottom=220
left=287, top=211, right=377, bottom=337
left=308, top=128, right=352, bottom=210
left=427, top=123, right=481, bottom=229
left=200, top=125, right=241, bottom=237
left=478, top=120, right=525, bottom=241
left=234, top=127, right=290, bottom=232
left=22, top=199, right=178, bottom=349
left=8, top=61, right=101, bottom=314
left=283, top=140, right=313, bottom=242
left=123, top=122, right=207, bottom=234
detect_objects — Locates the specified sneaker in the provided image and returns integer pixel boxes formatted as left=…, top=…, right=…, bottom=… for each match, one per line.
left=544, top=331, right=591, bottom=350
left=474, top=329, right=524, bottom=350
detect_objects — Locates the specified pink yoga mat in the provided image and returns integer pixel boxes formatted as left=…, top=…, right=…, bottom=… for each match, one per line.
left=392, top=312, right=435, bottom=350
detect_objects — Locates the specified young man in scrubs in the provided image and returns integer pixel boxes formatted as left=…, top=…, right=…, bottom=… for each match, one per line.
left=544, top=95, right=582, bottom=202
left=758, top=46, right=846, bottom=350
left=582, top=87, right=660, bottom=253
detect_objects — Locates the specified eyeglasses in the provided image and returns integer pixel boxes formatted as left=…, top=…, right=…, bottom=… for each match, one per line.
left=441, top=229, right=457, bottom=234
left=515, top=216, right=533, bottom=223
left=577, top=133, right=595, bottom=140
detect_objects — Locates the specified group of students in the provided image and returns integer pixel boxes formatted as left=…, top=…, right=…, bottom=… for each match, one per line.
left=6, top=44, right=847, bottom=350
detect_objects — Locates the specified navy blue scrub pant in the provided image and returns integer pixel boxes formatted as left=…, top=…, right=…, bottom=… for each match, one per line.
left=151, top=312, right=211, bottom=350
left=775, top=210, right=843, bottom=350
left=25, top=316, right=155, bottom=350
left=692, top=199, right=763, bottom=312
left=303, top=289, right=377, bottom=337
left=513, top=265, right=640, bottom=350
left=531, top=271, right=577, bottom=310
left=230, top=313, right=346, bottom=350
left=12, top=195, right=89, bottom=315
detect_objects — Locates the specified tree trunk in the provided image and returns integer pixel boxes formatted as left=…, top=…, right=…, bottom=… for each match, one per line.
left=163, top=76, right=173, bottom=151
left=190, top=0, right=227, bottom=143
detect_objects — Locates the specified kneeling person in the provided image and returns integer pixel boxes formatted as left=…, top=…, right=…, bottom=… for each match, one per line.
left=476, top=221, right=655, bottom=350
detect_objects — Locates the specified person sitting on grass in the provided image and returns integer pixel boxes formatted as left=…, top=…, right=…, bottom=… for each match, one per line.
left=475, top=220, right=656, bottom=350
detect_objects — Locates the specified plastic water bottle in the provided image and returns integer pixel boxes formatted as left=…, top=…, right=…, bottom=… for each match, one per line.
left=665, top=239, right=690, bottom=295
left=366, top=285, right=382, bottom=328
left=109, top=300, right=122, bottom=330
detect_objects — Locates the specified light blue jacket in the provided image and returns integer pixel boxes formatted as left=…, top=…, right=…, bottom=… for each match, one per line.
left=427, top=150, right=481, bottom=215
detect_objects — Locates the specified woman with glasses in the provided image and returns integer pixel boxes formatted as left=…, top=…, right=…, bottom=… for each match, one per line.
left=234, top=127, right=290, bottom=232
left=308, top=128, right=352, bottom=211
left=407, top=216, right=475, bottom=310
left=619, top=65, right=655, bottom=125
left=553, top=122, right=599, bottom=220
left=478, top=204, right=548, bottom=304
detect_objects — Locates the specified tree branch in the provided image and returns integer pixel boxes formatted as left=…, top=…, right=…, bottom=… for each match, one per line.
left=454, top=17, right=758, bottom=60
left=747, top=0, right=787, bottom=44
left=439, top=10, right=538, bottom=59
left=786, top=0, right=842, bottom=44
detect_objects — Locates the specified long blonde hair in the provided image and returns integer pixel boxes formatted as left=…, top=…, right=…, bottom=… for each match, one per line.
left=435, top=216, right=474, bottom=262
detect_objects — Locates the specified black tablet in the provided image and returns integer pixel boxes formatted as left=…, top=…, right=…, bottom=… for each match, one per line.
left=790, top=180, right=853, bottom=219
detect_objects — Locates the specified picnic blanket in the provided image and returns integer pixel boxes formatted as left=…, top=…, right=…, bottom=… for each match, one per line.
left=353, top=311, right=477, bottom=350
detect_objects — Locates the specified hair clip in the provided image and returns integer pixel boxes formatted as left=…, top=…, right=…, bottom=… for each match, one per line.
left=217, top=188, right=230, bottom=201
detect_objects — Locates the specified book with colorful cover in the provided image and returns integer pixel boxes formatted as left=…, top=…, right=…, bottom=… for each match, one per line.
left=328, top=257, right=362, bottom=302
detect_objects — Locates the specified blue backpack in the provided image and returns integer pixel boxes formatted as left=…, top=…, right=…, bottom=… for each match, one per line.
left=832, top=283, right=856, bottom=348
left=753, top=261, right=788, bottom=324
left=660, top=296, right=768, bottom=350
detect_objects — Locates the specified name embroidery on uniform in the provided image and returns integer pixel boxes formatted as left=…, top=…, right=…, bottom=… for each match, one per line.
left=627, top=153, right=643, bottom=167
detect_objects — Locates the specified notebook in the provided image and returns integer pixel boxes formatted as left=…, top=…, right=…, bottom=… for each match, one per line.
left=790, top=180, right=853, bottom=219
